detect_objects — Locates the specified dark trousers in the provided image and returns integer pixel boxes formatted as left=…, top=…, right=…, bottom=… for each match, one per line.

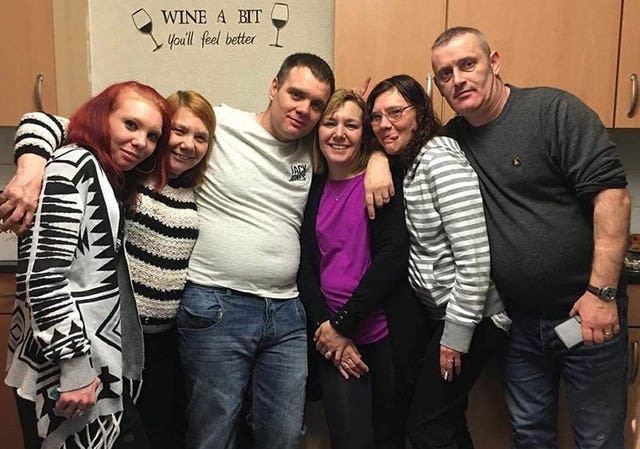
left=137, top=328, right=186, bottom=449
left=316, top=336, right=405, bottom=449
left=15, top=386, right=149, bottom=449
left=406, top=318, right=507, bottom=449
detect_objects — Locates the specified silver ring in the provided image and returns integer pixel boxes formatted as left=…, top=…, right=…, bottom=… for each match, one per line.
left=603, top=330, right=614, bottom=337
left=325, top=351, right=332, bottom=358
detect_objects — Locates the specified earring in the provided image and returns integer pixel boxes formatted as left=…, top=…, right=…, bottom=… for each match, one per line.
left=135, top=155, right=157, bottom=174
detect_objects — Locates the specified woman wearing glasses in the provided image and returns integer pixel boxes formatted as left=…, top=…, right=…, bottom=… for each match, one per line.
left=366, top=75, right=510, bottom=449
left=298, top=88, right=408, bottom=449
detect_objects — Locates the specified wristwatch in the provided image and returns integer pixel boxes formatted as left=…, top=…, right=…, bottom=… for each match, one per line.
left=586, top=284, right=617, bottom=302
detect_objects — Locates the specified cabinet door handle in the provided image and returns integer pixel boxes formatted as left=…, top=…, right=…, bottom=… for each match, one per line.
left=628, top=73, right=638, bottom=119
left=630, top=340, right=639, bottom=384
left=426, top=74, right=434, bottom=100
left=34, top=74, right=45, bottom=112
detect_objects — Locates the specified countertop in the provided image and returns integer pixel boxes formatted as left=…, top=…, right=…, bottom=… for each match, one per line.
left=0, top=261, right=16, bottom=273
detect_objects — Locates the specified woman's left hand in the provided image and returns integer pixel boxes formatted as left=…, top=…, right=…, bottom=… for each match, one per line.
left=314, top=320, right=349, bottom=360
left=440, top=345, right=462, bottom=382
left=55, top=377, right=101, bottom=418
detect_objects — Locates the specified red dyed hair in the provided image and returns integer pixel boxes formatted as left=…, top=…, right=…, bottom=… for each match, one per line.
left=67, top=81, right=173, bottom=206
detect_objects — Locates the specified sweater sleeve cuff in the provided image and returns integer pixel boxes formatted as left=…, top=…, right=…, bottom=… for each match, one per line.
left=330, top=308, right=358, bottom=338
left=58, top=356, right=96, bottom=392
left=441, top=320, right=475, bottom=353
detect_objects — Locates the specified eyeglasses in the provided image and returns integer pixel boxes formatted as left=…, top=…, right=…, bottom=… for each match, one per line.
left=370, top=105, right=414, bottom=125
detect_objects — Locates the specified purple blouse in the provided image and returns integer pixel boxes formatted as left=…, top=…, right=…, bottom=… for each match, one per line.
left=316, top=173, right=389, bottom=345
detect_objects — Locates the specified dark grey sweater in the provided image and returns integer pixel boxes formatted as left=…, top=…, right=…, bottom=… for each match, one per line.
left=447, top=86, right=627, bottom=316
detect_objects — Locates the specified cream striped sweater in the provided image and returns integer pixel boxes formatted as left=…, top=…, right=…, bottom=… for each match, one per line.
left=14, top=112, right=199, bottom=333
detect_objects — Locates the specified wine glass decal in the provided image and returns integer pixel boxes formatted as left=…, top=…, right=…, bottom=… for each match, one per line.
left=132, top=8, right=163, bottom=52
left=270, top=3, right=289, bottom=48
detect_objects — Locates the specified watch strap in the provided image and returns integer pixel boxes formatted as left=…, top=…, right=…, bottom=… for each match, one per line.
left=586, top=284, right=617, bottom=302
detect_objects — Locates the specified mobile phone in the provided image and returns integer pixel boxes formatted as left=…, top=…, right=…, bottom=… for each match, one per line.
left=554, top=316, right=583, bottom=348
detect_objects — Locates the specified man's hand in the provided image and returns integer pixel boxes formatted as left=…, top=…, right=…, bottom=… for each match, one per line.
left=440, top=345, right=462, bottom=382
left=352, top=76, right=372, bottom=99
left=0, top=154, right=46, bottom=234
left=570, top=292, right=619, bottom=345
left=55, top=377, right=101, bottom=419
left=364, top=150, right=393, bottom=219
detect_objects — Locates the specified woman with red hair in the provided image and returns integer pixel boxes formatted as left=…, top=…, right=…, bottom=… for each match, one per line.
left=5, top=81, right=172, bottom=449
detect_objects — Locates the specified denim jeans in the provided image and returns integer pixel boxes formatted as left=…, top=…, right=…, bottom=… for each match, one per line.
left=503, top=300, right=628, bottom=449
left=177, top=283, right=308, bottom=449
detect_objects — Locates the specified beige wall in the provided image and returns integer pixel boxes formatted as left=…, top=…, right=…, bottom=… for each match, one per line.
left=88, top=0, right=334, bottom=111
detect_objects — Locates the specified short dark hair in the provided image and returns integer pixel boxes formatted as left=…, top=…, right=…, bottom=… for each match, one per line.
left=432, top=26, right=492, bottom=57
left=366, top=74, right=443, bottom=166
left=276, top=53, right=335, bottom=94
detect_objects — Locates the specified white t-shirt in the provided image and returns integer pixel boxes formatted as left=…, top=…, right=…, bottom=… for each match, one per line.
left=188, top=104, right=313, bottom=298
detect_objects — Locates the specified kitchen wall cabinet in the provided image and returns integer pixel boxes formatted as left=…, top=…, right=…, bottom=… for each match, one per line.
left=0, top=273, right=22, bottom=449
left=335, top=0, right=638, bottom=128
left=614, top=0, right=640, bottom=128
left=627, top=285, right=640, bottom=449
left=444, top=0, right=622, bottom=126
left=334, top=0, right=447, bottom=115
left=0, top=0, right=57, bottom=125
left=0, top=0, right=90, bottom=126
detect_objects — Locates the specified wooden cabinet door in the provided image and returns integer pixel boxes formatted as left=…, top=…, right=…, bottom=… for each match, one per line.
left=443, top=0, right=621, bottom=126
left=334, top=0, right=446, bottom=119
left=0, top=0, right=57, bottom=125
left=614, top=0, right=640, bottom=128
left=0, top=274, right=23, bottom=449
left=627, top=328, right=640, bottom=449
left=466, top=359, right=511, bottom=449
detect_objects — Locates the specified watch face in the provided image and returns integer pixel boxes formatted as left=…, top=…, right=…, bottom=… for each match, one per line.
left=601, top=287, right=617, bottom=301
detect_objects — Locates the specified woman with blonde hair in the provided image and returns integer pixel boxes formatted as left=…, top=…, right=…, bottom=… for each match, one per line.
left=298, top=88, right=408, bottom=449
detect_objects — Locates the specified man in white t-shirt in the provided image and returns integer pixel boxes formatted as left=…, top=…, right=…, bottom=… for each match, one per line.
left=0, top=54, right=391, bottom=449
left=177, top=53, right=334, bottom=449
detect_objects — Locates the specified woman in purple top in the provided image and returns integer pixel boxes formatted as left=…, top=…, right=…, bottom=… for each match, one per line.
left=298, top=89, right=409, bottom=449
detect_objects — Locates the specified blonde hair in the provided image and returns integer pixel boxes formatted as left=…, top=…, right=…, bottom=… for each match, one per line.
left=312, top=88, right=369, bottom=174
left=166, top=90, right=216, bottom=187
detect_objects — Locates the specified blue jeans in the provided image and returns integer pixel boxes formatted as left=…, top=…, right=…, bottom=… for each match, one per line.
left=503, top=300, right=628, bottom=449
left=177, top=283, right=308, bottom=449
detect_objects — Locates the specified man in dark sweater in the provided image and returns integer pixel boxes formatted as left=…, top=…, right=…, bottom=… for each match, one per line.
left=431, top=26, right=630, bottom=449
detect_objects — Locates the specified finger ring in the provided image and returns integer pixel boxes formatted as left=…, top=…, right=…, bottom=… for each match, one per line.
left=603, top=330, right=613, bottom=336
left=325, top=351, right=332, bottom=358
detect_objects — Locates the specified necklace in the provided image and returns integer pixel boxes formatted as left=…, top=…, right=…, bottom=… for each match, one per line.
left=326, top=181, right=349, bottom=201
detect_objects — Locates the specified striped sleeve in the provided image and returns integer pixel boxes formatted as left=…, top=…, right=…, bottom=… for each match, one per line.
left=406, top=136, right=491, bottom=352
left=14, top=112, right=69, bottom=161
